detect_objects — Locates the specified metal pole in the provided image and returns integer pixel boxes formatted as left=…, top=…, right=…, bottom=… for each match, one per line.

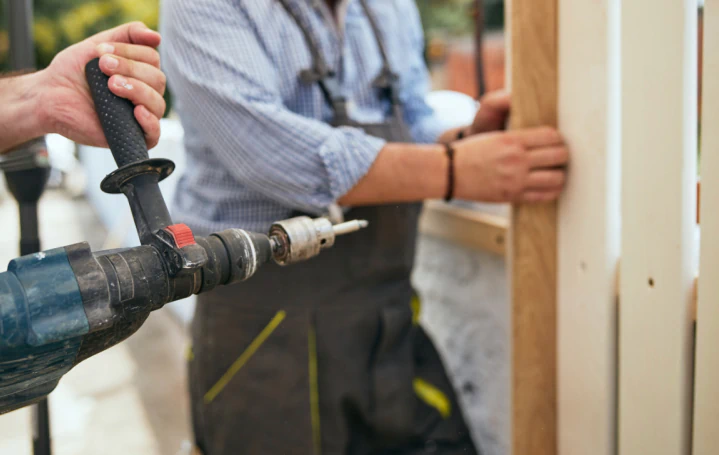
left=8, top=0, right=35, bottom=71
left=4, top=1, right=52, bottom=454
left=474, top=0, right=487, bottom=98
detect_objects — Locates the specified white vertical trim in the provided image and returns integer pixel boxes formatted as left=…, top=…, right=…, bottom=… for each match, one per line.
left=557, top=0, right=621, bottom=454
left=693, top=2, right=719, bottom=453
left=619, top=0, right=699, bottom=454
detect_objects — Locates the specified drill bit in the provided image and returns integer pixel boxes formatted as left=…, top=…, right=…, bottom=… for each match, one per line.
left=332, top=220, right=369, bottom=236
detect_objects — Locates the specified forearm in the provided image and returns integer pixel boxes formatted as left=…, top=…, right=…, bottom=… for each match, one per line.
left=338, top=142, right=448, bottom=206
left=0, top=71, right=47, bottom=154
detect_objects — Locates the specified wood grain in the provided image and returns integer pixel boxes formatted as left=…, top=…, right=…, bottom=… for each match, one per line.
left=418, top=201, right=508, bottom=255
left=508, top=0, right=558, bottom=453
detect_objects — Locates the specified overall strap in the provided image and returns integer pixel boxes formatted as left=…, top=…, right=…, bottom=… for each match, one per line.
left=276, top=0, right=403, bottom=116
left=275, top=0, right=333, bottom=83
left=357, top=0, right=400, bottom=103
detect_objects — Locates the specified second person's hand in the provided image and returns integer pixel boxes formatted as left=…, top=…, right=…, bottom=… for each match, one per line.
left=453, top=127, right=569, bottom=203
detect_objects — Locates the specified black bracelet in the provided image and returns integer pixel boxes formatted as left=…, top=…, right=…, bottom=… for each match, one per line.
left=444, top=143, right=455, bottom=201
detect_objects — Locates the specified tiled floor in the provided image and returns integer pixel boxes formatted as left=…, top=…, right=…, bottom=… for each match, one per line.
left=0, top=190, right=194, bottom=455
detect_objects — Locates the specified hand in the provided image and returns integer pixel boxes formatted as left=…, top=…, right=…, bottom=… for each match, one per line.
left=464, top=90, right=511, bottom=136
left=453, top=127, right=569, bottom=203
left=36, top=22, right=165, bottom=149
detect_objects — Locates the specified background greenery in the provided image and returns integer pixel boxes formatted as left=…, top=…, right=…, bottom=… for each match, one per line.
left=416, top=0, right=504, bottom=38
left=0, top=0, right=158, bottom=71
left=0, top=0, right=504, bottom=115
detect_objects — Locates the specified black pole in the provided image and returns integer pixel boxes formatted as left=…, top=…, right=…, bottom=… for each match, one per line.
left=2, top=1, right=52, bottom=454
left=474, top=0, right=487, bottom=98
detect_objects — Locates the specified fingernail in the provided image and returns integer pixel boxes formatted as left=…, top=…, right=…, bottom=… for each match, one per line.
left=96, top=43, right=114, bottom=54
left=113, top=76, right=133, bottom=90
left=101, top=55, right=119, bottom=70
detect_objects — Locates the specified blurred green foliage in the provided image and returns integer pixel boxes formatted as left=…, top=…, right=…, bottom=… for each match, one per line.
left=0, top=0, right=506, bottom=70
left=0, top=0, right=166, bottom=113
left=416, top=0, right=504, bottom=38
left=0, top=0, right=158, bottom=71
left=0, top=0, right=503, bottom=116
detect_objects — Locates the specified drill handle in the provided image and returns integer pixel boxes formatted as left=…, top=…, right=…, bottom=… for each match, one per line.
left=84, top=57, right=149, bottom=168
left=84, top=57, right=176, bottom=245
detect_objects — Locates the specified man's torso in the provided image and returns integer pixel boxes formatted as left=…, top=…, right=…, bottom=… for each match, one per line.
left=162, top=0, right=426, bottom=235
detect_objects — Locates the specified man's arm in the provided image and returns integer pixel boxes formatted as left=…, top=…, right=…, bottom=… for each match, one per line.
left=0, top=73, right=45, bottom=153
left=163, top=0, right=569, bottom=212
left=0, top=22, right=165, bottom=154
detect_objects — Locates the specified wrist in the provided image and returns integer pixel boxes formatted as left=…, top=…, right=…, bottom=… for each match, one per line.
left=443, top=142, right=456, bottom=201
left=0, top=71, right=49, bottom=154
left=27, top=70, right=53, bottom=137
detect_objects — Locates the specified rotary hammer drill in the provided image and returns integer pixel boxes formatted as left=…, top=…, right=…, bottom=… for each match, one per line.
left=0, top=59, right=366, bottom=415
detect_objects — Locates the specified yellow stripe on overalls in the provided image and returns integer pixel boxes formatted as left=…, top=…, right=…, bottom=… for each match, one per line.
left=308, top=324, right=322, bottom=455
left=413, top=378, right=452, bottom=419
left=204, top=310, right=287, bottom=404
left=410, top=295, right=421, bottom=325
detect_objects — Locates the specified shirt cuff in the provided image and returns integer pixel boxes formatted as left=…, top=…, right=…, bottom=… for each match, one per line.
left=318, top=127, right=387, bottom=203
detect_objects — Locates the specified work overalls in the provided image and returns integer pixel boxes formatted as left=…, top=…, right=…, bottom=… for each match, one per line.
left=188, top=1, right=478, bottom=454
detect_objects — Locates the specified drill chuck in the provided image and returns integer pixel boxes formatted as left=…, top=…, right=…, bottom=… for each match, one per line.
left=269, top=216, right=368, bottom=266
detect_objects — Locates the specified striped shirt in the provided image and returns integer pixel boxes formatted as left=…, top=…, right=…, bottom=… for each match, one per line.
left=160, top=0, right=444, bottom=235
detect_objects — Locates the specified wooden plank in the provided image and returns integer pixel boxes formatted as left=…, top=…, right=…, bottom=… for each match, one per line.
left=418, top=201, right=508, bottom=255
left=508, top=0, right=558, bottom=453
left=619, top=1, right=699, bottom=454
left=693, top=1, right=719, bottom=452
left=556, top=0, right=621, bottom=454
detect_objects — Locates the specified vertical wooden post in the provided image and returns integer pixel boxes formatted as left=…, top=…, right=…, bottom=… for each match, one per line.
left=693, top=1, right=719, bottom=453
left=508, top=0, right=558, bottom=453
left=619, top=0, right=698, bottom=454
left=557, top=1, right=621, bottom=454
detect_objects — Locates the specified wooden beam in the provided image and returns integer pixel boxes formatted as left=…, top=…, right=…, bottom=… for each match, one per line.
left=618, top=1, right=698, bottom=454
left=508, top=0, right=558, bottom=453
left=556, top=1, right=621, bottom=454
left=693, top=0, right=719, bottom=452
left=418, top=201, right=508, bottom=255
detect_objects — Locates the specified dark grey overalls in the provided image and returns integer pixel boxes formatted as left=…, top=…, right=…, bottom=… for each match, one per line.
left=188, top=1, right=478, bottom=454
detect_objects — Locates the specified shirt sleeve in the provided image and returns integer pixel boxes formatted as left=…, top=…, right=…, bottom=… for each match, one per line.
left=161, top=0, right=386, bottom=216
left=396, top=0, right=447, bottom=145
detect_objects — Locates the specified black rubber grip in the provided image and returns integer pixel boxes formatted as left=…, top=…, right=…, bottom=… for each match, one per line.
left=85, top=57, right=148, bottom=168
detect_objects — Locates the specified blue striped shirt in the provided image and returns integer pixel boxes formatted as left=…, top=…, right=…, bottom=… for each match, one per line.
left=160, top=0, right=444, bottom=235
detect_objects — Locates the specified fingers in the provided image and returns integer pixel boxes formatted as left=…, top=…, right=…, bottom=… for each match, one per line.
left=528, top=145, right=569, bottom=169
left=526, top=169, right=566, bottom=191
left=99, top=53, right=166, bottom=94
left=134, top=105, right=161, bottom=149
left=91, top=22, right=161, bottom=48
left=521, top=189, right=563, bottom=203
left=480, top=90, right=510, bottom=111
left=511, top=126, right=564, bottom=149
left=100, top=42, right=161, bottom=68
left=109, top=75, right=167, bottom=119
left=94, top=38, right=165, bottom=146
